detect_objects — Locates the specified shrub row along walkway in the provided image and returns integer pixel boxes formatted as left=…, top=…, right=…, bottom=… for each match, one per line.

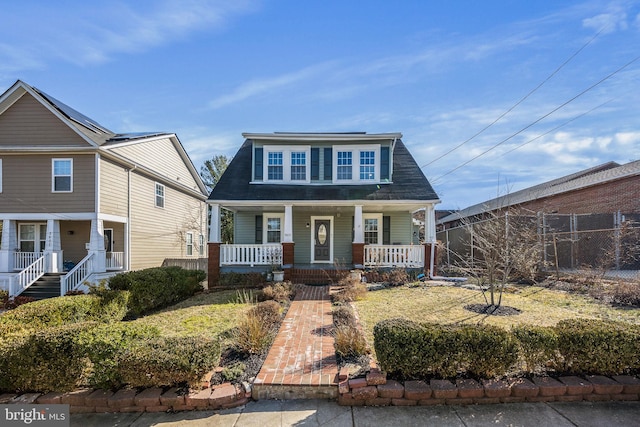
left=253, top=285, right=339, bottom=400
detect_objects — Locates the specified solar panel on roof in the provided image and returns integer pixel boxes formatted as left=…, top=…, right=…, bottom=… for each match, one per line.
left=33, top=88, right=114, bottom=135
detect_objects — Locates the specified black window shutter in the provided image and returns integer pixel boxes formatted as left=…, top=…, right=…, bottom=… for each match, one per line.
left=254, top=147, right=263, bottom=181
left=311, top=148, right=319, bottom=180
left=255, top=215, right=263, bottom=244
left=381, top=146, right=390, bottom=181
left=324, top=147, right=332, bottom=180
left=383, top=216, right=391, bottom=245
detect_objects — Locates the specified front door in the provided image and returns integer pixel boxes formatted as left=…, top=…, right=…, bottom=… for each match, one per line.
left=313, top=219, right=331, bottom=262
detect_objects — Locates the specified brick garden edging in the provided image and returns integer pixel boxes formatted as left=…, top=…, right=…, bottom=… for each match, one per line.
left=0, top=381, right=251, bottom=414
left=337, top=367, right=640, bottom=406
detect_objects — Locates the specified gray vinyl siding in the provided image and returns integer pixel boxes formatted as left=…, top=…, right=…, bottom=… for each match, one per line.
left=389, top=212, right=413, bottom=244
left=0, top=154, right=95, bottom=213
left=129, top=172, right=207, bottom=270
left=332, top=215, right=353, bottom=264
left=234, top=212, right=258, bottom=244
left=0, top=93, right=91, bottom=147
left=99, top=157, right=128, bottom=217
left=292, top=213, right=311, bottom=263
left=110, top=138, right=199, bottom=190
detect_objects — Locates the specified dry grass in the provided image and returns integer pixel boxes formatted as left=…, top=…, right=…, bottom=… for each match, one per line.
left=354, top=284, right=640, bottom=356
left=132, top=290, right=249, bottom=348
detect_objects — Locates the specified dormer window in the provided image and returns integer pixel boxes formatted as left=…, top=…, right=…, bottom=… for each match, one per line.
left=291, top=152, right=306, bottom=180
left=337, top=151, right=352, bottom=180
left=333, top=145, right=380, bottom=183
left=268, top=152, right=283, bottom=180
left=261, top=146, right=311, bottom=183
left=360, top=151, right=375, bottom=180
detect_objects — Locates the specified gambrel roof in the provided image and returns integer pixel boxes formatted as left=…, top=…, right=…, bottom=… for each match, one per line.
left=209, top=133, right=439, bottom=204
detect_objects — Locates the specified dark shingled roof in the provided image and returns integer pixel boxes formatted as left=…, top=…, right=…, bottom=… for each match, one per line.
left=209, top=138, right=439, bottom=202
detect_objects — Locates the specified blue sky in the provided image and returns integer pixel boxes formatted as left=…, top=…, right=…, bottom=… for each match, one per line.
left=1, top=1, right=639, bottom=209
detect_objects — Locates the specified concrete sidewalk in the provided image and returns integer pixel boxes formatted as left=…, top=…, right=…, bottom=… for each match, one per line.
left=71, top=399, right=640, bottom=426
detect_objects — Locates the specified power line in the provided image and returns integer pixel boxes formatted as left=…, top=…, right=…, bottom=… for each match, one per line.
left=432, top=54, right=640, bottom=183
left=421, top=28, right=605, bottom=170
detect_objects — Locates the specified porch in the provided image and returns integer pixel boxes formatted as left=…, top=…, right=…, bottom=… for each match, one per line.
left=0, top=218, right=127, bottom=297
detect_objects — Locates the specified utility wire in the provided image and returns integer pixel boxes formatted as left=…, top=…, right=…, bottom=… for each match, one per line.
left=496, top=98, right=613, bottom=158
left=421, top=28, right=605, bottom=170
left=432, top=54, right=640, bottom=183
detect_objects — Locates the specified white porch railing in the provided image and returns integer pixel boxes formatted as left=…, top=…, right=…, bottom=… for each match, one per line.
left=13, top=252, right=41, bottom=270
left=10, top=254, right=47, bottom=297
left=106, top=252, right=124, bottom=270
left=61, top=253, right=94, bottom=296
left=364, top=245, right=424, bottom=268
left=220, top=244, right=282, bottom=266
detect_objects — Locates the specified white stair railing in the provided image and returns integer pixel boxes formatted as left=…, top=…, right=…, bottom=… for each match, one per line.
left=10, top=254, right=47, bottom=297
left=106, top=252, right=124, bottom=270
left=61, top=253, right=94, bottom=296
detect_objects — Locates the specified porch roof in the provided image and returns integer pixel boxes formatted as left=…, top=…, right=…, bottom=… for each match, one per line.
left=209, top=137, right=440, bottom=206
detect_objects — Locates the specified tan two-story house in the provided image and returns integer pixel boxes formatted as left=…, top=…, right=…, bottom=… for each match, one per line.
left=0, top=80, right=208, bottom=298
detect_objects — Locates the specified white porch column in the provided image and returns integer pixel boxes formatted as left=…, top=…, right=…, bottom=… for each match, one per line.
left=209, top=204, right=221, bottom=243
left=0, top=220, right=17, bottom=272
left=353, top=205, right=364, bottom=244
left=283, top=205, right=293, bottom=243
left=424, top=205, right=436, bottom=243
left=45, top=219, right=62, bottom=273
left=89, top=219, right=106, bottom=273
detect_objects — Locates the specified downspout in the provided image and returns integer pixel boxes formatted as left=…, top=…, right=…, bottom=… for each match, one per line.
left=127, top=165, right=136, bottom=271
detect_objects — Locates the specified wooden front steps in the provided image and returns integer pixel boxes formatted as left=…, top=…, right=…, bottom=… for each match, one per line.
left=19, top=273, right=63, bottom=300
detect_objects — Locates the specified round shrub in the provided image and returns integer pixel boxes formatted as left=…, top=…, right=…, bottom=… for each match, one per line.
left=512, top=325, right=559, bottom=374
left=248, top=300, right=282, bottom=329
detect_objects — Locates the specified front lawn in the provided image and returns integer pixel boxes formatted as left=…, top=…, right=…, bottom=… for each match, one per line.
left=354, top=283, right=640, bottom=356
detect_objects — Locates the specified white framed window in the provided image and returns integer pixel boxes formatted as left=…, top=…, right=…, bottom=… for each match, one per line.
left=186, top=232, right=193, bottom=256
left=337, top=151, right=352, bottom=180
left=155, top=182, right=165, bottom=208
left=363, top=213, right=382, bottom=245
left=264, top=146, right=311, bottom=183
left=264, top=213, right=284, bottom=243
left=333, top=145, right=380, bottom=183
left=18, top=223, right=47, bottom=252
left=199, top=234, right=205, bottom=256
left=52, top=159, right=73, bottom=192
left=268, top=152, right=283, bottom=180
left=290, top=151, right=306, bottom=180
left=360, top=151, right=375, bottom=180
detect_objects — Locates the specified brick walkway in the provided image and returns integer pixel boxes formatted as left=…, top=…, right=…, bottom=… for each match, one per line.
left=253, top=285, right=338, bottom=399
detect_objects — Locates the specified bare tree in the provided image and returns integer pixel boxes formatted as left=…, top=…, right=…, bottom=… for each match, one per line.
left=200, top=154, right=233, bottom=243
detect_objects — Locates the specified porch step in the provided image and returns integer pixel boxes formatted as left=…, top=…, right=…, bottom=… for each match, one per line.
left=19, top=273, right=63, bottom=300
left=290, top=268, right=349, bottom=285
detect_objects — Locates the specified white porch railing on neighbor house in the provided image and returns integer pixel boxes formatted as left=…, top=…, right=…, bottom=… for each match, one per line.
left=364, top=245, right=424, bottom=268
left=13, top=252, right=41, bottom=270
left=61, top=253, right=94, bottom=296
left=106, top=252, right=125, bottom=270
left=10, top=254, right=47, bottom=297
left=220, top=244, right=282, bottom=266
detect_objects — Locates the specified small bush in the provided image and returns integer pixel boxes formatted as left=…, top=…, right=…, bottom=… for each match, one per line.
left=217, top=272, right=265, bottom=287
left=334, top=325, right=369, bottom=358
left=116, top=335, right=221, bottom=388
left=235, top=309, right=277, bottom=355
left=333, top=276, right=367, bottom=303
left=108, top=267, right=204, bottom=316
left=248, top=300, right=282, bottom=329
left=332, top=305, right=356, bottom=328
left=259, top=282, right=294, bottom=303
left=609, top=282, right=640, bottom=306
left=384, top=268, right=410, bottom=286
left=512, top=325, right=559, bottom=374
left=3, top=296, right=36, bottom=310
left=221, top=362, right=246, bottom=382
left=234, top=288, right=257, bottom=304
left=554, top=319, right=640, bottom=375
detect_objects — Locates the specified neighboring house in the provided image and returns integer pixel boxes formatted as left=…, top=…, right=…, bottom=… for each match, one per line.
left=437, top=160, right=640, bottom=229
left=436, top=160, right=640, bottom=274
left=207, top=132, right=440, bottom=285
left=0, top=80, right=208, bottom=298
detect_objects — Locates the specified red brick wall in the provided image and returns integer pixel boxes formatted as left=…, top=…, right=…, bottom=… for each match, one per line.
left=207, top=243, right=220, bottom=288
left=352, top=243, right=365, bottom=265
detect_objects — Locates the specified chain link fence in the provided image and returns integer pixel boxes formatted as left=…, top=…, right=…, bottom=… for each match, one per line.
left=437, top=212, right=640, bottom=281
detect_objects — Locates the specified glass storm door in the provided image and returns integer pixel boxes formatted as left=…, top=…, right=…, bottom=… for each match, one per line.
left=314, top=219, right=331, bottom=262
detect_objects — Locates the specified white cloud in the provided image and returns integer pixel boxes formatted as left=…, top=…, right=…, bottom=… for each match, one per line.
left=615, top=131, right=640, bottom=145
left=582, top=4, right=629, bottom=33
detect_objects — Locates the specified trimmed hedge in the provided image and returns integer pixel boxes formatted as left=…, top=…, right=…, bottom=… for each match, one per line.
left=0, top=292, right=129, bottom=338
left=108, top=266, right=205, bottom=316
left=374, top=319, right=518, bottom=379
left=374, top=318, right=640, bottom=380
left=0, top=321, right=222, bottom=392
left=115, top=335, right=221, bottom=388
left=553, top=318, right=640, bottom=375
